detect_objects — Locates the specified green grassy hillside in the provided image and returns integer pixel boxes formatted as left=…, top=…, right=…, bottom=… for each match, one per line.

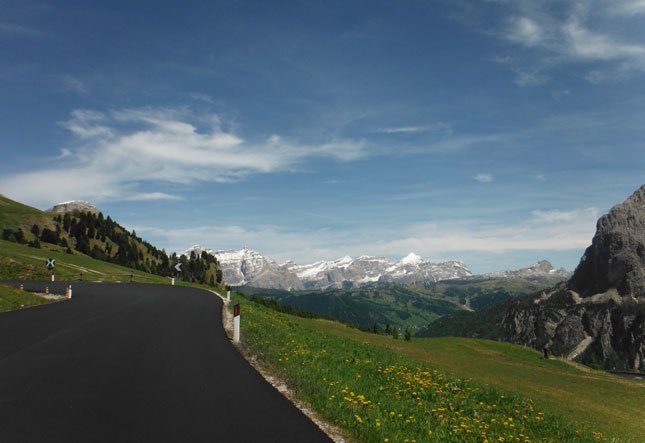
left=232, top=293, right=645, bottom=442
left=0, top=238, right=170, bottom=283
left=0, top=194, right=222, bottom=287
left=0, top=194, right=58, bottom=234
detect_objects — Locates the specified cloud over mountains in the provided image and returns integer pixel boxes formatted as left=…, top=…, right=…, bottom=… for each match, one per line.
left=0, top=107, right=366, bottom=206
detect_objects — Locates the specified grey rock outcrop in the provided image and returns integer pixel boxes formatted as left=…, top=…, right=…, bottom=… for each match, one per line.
left=47, top=200, right=99, bottom=215
left=501, top=185, right=645, bottom=372
left=569, top=185, right=645, bottom=298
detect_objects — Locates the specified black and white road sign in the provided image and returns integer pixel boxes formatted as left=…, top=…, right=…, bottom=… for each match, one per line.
left=46, top=258, right=55, bottom=269
left=174, top=263, right=182, bottom=272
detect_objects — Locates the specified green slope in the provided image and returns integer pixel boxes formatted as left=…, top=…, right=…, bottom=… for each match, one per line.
left=0, top=238, right=170, bottom=283
left=0, top=194, right=56, bottom=232
left=305, top=317, right=645, bottom=441
left=232, top=293, right=645, bottom=442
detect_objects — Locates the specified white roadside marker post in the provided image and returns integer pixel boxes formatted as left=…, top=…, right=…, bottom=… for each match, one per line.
left=51, top=274, right=55, bottom=282
left=68, top=285, right=72, bottom=299
left=233, top=304, right=240, bottom=343
left=171, top=277, right=175, bottom=286
left=227, top=290, right=230, bottom=302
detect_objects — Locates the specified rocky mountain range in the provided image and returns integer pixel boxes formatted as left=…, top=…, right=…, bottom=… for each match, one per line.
left=501, top=184, right=645, bottom=372
left=184, top=245, right=568, bottom=291
left=480, top=260, right=570, bottom=285
left=482, top=260, right=569, bottom=280
left=185, top=246, right=473, bottom=290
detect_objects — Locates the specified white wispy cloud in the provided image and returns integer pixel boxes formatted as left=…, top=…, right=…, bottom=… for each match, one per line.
left=378, top=126, right=428, bottom=134
left=0, top=22, right=43, bottom=37
left=474, top=173, right=494, bottom=183
left=375, top=122, right=453, bottom=135
left=125, top=192, right=183, bottom=201
left=507, top=16, right=545, bottom=47
left=471, top=1, right=645, bottom=83
left=512, top=68, right=548, bottom=87
left=189, top=93, right=215, bottom=104
left=60, top=75, right=88, bottom=94
left=0, top=107, right=367, bottom=206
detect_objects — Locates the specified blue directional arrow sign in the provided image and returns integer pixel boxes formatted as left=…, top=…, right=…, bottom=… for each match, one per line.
left=46, top=258, right=55, bottom=269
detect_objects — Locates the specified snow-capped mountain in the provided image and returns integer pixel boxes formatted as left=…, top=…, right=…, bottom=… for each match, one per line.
left=185, top=246, right=303, bottom=290
left=286, top=253, right=472, bottom=289
left=184, top=245, right=473, bottom=290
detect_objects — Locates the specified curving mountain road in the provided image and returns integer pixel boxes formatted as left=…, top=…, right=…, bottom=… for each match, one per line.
left=0, top=282, right=332, bottom=442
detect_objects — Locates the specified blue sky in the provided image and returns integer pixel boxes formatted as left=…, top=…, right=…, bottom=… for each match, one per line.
left=1, top=0, right=644, bottom=273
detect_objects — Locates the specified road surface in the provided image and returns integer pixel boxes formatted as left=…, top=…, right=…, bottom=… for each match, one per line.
left=0, top=282, right=332, bottom=442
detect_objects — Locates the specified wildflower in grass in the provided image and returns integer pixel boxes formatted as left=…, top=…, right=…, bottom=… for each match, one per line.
left=354, top=414, right=363, bottom=424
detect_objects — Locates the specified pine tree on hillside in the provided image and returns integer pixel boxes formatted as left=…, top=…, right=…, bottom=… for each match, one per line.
left=40, top=228, right=60, bottom=245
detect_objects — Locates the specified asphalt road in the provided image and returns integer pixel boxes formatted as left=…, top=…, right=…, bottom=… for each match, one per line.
left=0, top=282, right=332, bottom=443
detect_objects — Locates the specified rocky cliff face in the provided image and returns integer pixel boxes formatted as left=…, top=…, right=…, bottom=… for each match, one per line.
left=501, top=185, right=645, bottom=372
left=568, top=185, right=645, bottom=298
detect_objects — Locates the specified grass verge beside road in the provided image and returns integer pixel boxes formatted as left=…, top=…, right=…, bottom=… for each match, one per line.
left=0, top=284, right=57, bottom=312
left=232, top=293, right=637, bottom=442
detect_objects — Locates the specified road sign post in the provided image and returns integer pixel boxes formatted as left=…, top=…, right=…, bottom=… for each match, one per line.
left=233, top=304, right=240, bottom=343
left=46, top=258, right=55, bottom=282
left=173, top=263, right=182, bottom=285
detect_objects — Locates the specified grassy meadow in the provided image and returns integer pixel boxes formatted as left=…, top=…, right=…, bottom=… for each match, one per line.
left=232, top=293, right=644, bottom=442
